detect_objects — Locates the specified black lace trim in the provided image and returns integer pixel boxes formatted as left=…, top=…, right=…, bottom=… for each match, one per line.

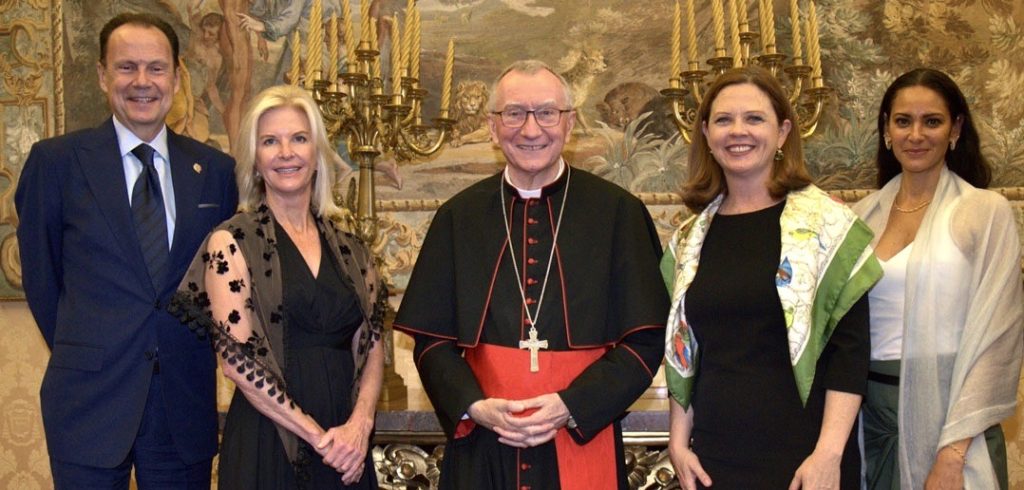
left=168, top=290, right=295, bottom=408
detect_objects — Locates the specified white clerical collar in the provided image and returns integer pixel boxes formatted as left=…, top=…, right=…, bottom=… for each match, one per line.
left=112, top=116, right=170, bottom=162
left=503, top=158, right=566, bottom=199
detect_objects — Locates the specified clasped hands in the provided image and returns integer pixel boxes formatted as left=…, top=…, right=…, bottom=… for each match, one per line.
left=468, top=393, right=571, bottom=448
left=313, top=415, right=373, bottom=485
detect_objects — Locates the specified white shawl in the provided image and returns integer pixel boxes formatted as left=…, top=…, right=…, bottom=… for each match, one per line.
left=853, top=166, right=1024, bottom=489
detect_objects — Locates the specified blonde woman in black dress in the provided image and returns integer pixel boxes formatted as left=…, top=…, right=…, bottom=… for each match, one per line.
left=173, top=84, right=385, bottom=489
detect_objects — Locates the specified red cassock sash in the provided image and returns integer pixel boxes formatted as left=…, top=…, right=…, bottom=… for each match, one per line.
left=459, top=343, right=617, bottom=490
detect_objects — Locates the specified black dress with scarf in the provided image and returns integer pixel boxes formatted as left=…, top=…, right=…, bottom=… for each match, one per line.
left=686, top=202, right=867, bottom=489
left=217, top=222, right=377, bottom=489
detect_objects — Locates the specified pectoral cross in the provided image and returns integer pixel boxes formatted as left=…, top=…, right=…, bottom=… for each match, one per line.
left=519, top=326, right=548, bottom=372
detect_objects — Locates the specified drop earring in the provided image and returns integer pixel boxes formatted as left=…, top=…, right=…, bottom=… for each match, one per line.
left=884, top=135, right=892, bottom=150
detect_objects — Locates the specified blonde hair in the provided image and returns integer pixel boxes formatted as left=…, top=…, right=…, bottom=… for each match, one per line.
left=235, top=84, right=343, bottom=217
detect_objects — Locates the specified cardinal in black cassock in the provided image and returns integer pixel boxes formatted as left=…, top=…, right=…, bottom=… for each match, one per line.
left=395, top=164, right=670, bottom=489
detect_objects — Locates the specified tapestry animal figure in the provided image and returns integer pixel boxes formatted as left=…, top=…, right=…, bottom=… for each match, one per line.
left=450, top=80, right=491, bottom=147
left=636, top=95, right=680, bottom=140
left=595, top=82, right=660, bottom=130
left=559, top=48, right=607, bottom=133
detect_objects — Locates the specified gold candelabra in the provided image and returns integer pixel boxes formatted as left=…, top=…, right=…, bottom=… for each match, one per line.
left=663, top=0, right=830, bottom=142
left=291, top=0, right=455, bottom=244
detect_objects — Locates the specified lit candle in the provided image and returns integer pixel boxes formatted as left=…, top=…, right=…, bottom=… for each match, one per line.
left=328, top=13, right=339, bottom=85
left=807, top=0, right=821, bottom=79
left=738, top=0, right=749, bottom=32
left=763, top=0, right=777, bottom=53
left=370, top=20, right=381, bottom=79
left=686, top=0, right=698, bottom=68
left=711, top=0, right=725, bottom=56
left=360, top=0, right=370, bottom=45
left=343, top=0, right=356, bottom=68
left=288, top=30, right=302, bottom=86
left=403, top=0, right=414, bottom=74
left=790, top=0, right=802, bottom=61
left=411, top=7, right=421, bottom=79
left=440, top=38, right=454, bottom=113
left=306, top=0, right=323, bottom=88
left=671, top=1, right=681, bottom=78
left=728, top=0, right=742, bottom=66
left=390, top=14, right=402, bottom=95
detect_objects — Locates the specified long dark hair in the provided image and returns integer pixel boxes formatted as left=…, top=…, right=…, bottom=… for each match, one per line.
left=875, top=68, right=990, bottom=188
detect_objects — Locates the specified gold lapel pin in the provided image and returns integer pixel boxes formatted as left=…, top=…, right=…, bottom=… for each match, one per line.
left=193, top=163, right=202, bottom=174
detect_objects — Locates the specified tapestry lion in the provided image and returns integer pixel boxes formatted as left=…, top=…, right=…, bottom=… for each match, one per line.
left=449, top=80, right=491, bottom=147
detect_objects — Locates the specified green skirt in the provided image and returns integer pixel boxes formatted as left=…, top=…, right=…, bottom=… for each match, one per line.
left=862, top=360, right=1008, bottom=490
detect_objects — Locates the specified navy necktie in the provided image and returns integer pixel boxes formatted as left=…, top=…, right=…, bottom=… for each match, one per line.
left=130, top=144, right=169, bottom=290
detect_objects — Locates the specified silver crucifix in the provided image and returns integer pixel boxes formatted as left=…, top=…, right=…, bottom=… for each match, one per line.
left=519, top=326, right=548, bottom=372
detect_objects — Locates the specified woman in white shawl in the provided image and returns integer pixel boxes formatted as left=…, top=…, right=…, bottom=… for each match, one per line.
left=853, top=68, right=1024, bottom=490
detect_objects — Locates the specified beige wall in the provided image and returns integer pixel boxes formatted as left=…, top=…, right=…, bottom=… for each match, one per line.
left=0, top=302, right=51, bottom=489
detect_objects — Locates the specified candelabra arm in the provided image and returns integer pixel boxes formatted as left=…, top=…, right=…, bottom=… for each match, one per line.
left=783, top=64, right=812, bottom=109
left=662, top=84, right=694, bottom=144
left=399, top=125, right=450, bottom=156
left=685, top=75, right=704, bottom=106
left=400, top=101, right=419, bottom=127
left=400, top=86, right=428, bottom=127
left=788, top=77, right=805, bottom=107
left=669, top=98, right=693, bottom=143
left=799, top=96, right=826, bottom=139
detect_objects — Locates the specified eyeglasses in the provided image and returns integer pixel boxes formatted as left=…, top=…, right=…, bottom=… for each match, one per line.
left=491, top=106, right=573, bottom=128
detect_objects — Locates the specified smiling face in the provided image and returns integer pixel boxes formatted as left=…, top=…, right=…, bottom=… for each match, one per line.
left=488, top=69, right=575, bottom=189
left=702, top=83, right=792, bottom=187
left=255, top=105, right=316, bottom=204
left=885, top=85, right=962, bottom=179
left=97, top=24, right=180, bottom=142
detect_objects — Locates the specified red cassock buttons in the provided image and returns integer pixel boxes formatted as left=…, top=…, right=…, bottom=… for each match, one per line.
left=527, top=258, right=538, bottom=265
left=527, top=237, right=539, bottom=245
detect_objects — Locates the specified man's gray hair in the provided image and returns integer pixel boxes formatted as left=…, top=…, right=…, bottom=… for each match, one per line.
left=486, top=59, right=575, bottom=112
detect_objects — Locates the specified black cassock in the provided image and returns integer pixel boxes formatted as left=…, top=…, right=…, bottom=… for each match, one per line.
left=394, top=167, right=670, bottom=489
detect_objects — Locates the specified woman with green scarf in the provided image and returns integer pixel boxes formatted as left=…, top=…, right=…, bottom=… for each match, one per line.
left=662, top=66, right=881, bottom=489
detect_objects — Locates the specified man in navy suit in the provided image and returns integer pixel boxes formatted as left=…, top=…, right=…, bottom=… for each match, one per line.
left=15, top=13, right=237, bottom=488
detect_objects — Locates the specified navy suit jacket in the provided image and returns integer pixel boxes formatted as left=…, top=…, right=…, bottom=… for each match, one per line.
left=15, top=119, right=238, bottom=467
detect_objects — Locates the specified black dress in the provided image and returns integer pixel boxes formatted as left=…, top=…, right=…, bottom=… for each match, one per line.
left=685, top=201, right=867, bottom=489
left=218, top=224, right=377, bottom=489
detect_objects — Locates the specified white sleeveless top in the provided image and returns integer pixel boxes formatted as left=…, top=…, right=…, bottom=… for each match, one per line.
left=868, top=244, right=912, bottom=361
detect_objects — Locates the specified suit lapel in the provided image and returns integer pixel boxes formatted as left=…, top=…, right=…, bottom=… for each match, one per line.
left=167, top=131, right=204, bottom=257
left=78, top=119, right=155, bottom=294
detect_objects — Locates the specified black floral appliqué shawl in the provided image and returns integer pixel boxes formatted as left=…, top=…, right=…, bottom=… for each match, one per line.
left=169, top=204, right=386, bottom=471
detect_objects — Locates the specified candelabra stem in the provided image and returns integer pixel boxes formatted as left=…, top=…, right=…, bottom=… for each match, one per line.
left=352, top=149, right=380, bottom=243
